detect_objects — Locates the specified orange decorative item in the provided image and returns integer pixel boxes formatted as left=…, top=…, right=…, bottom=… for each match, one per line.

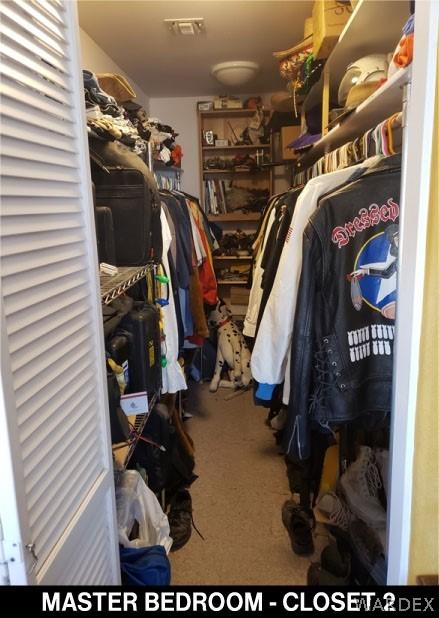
left=171, top=144, right=183, bottom=167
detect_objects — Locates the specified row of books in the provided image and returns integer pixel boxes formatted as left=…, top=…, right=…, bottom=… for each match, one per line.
left=204, top=179, right=232, bottom=214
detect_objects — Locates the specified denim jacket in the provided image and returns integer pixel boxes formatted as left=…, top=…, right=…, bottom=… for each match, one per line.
left=284, top=156, right=401, bottom=460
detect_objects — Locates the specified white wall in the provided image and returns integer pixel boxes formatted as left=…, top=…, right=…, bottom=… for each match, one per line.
left=79, top=28, right=149, bottom=111
left=149, top=96, right=202, bottom=196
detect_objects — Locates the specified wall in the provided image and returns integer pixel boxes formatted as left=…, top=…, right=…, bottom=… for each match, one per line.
left=149, top=96, right=201, bottom=197
left=408, top=56, right=439, bottom=584
left=79, top=28, right=149, bottom=111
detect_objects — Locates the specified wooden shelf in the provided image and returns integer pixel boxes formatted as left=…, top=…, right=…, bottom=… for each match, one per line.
left=213, top=255, right=252, bottom=260
left=203, top=168, right=269, bottom=175
left=302, top=0, right=410, bottom=113
left=202, top=144, right=270, bottom=151
left=199, top=108, right=271, bottom=119
left=207, top=212, right=260, bottom=222
left=298, top=67, right=410, bottom=169
left=217, top=280, right=248, bottom=285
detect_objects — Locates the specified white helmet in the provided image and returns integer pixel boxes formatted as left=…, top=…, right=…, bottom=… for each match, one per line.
left=338, top=54, right=389, bottom=106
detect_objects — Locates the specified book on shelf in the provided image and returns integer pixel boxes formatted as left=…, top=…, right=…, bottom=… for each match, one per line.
left=204, top=179, right=232, bottom=214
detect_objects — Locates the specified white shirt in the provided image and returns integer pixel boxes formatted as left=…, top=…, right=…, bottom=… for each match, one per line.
left=243, top=207, right=276, bottom=337
left=160, top=209, right=188, bottom=394
left=251, top=162, right=376, bottom=403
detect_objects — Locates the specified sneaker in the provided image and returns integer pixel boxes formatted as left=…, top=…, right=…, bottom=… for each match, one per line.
left=282, top=501, right=315, bottom=556
left=316, top=492, right=352, bottom=531
left=349, top=519, right=385, bottom=572
left=270, top=407, right=287, bottom=431
left=374, top=448, right=389, bottom=499
left=339, top=446, right=387, bottom=528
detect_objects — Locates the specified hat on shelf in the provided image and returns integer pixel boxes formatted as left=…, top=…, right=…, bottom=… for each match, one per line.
left=288, top=104, right=321, bottom=151
left=97, top=73, right=137, bottom=103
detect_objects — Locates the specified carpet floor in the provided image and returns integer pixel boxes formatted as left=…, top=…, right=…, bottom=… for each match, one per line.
left=170, top=383, right=327, bottom=585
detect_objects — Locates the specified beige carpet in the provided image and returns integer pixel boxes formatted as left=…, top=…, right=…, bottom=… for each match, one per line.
left=170, top=383, right=328, bottom=585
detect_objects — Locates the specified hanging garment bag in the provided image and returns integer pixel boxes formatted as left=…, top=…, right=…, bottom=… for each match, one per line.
left=93, top=167, right=152, bottom=266
left=121, top=305, right=162, bottom=396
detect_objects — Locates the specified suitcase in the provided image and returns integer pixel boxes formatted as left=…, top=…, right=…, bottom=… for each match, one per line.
left=92, top=166, right=153, bottom=266
left=120, top=305, right=162, bottom=396
left=95, top=206, right=116, bottom=264
left=106, top=370, right=130, bottom=443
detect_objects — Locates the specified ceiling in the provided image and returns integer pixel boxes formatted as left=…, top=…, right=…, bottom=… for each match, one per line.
left=78, top=0, right=313, bottom=97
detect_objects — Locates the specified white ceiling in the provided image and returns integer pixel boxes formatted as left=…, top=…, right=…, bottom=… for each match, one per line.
left=78, top=0, right=313, bottom=97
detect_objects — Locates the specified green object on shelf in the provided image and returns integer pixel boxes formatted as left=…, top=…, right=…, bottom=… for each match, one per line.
left=155, top=274, right=169, bottom=284
left=161, top=356, right=167, bottom=368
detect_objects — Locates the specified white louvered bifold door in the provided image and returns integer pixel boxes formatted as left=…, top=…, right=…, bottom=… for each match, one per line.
left=0, top=0, right=120, bottom=584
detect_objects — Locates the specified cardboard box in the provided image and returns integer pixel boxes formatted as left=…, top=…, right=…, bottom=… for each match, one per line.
left=213, top=96, right=243, bottom=110
left=230, top=286, right=250, bottom=305
left=312, top=0, right=352, bottom=59
left=281, top=125, right=302, bottom=160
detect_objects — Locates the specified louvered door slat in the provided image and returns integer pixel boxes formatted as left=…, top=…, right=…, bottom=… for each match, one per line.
left=1, top=57, right=70, bottom=105
left=2, top=244, right=86, bottom=277
left=0, top=77, right=74, bottom=121
left=1, top=20, right=66, bottom=72
left=0, top=0, right=119, bottom=584
left=1, top=39, right=69, bottom=89
left=32, top=0, right=64, bottom=25
left=8, top=303, right=89, bottom=360
left=18, top=354, right=94, bottom=430
left=21, top=383, right=95, bottom=462
left=1, top=197, right=81, bottom=216
left=12, top=0, right=66, bottom=40
left=2, top=116, right=75, bottom=153
left=0, top=3, right=64, bottom=55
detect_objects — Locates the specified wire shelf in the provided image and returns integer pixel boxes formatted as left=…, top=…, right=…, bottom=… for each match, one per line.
left=113, top=391, right=159, bottom=475
left=100, top=264, right=154, bottom=305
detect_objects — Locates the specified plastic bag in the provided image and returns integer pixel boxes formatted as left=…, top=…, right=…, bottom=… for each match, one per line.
left=116, top=470, right=172, bottom=552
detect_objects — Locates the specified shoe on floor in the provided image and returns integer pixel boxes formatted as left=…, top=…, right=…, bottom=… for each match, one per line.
left=282, top=501, right=315, bottom=556
left=307, top=562, right=350, bottom=586
left=168, top=489, right=193, bottom=551
left=320, top=542, right=351, bottom=579
left=316, top=491, right=352, bottom=531
left=339, top=446, right=387, bottom=528
left=374, top=448, right=389, bottom=499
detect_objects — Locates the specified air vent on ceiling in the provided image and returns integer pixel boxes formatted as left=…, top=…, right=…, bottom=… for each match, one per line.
left=164, top=18, right=205, bottom=35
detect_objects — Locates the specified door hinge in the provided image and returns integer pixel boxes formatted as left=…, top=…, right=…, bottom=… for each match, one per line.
left=0, top=517, right=25, bottom=585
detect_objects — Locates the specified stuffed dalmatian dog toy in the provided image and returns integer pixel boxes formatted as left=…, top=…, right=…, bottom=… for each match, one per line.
left=208, top=300, right=252, bottom=392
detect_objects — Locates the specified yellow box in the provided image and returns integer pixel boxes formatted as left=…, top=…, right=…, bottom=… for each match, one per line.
left=281, top=125, right=302, bottom=160
left=312, top=0, right=352, bottom=59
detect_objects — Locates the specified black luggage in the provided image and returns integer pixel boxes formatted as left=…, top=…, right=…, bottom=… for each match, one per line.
left=120, top=305, right=162, bottom=396
left=93, top=167, right=152, bottom=266
left=95, top=206, right=116, bottom=264
left=106, top=370, right=130, bottom=443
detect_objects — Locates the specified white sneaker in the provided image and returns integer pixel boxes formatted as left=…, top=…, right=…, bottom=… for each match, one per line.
left=374, top=448, right=389, bottom=499
left=339, top=446, right=387, bottom=528
left=316, top=491, right=352, bottom=531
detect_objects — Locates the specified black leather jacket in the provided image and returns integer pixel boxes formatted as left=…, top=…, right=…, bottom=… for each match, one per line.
left=284, top=156, right=401, bottom=460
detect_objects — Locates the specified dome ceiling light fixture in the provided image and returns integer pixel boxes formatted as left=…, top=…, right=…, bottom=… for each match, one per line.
left=211, top=61, right=259, bottom=87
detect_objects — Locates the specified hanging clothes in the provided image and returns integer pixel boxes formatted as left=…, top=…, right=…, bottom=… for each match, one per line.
left=159, top=209, right=188, bottom=394
left=251, top=158, right=381, bottom=404
left=284, top=154, right=401, bottom=460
